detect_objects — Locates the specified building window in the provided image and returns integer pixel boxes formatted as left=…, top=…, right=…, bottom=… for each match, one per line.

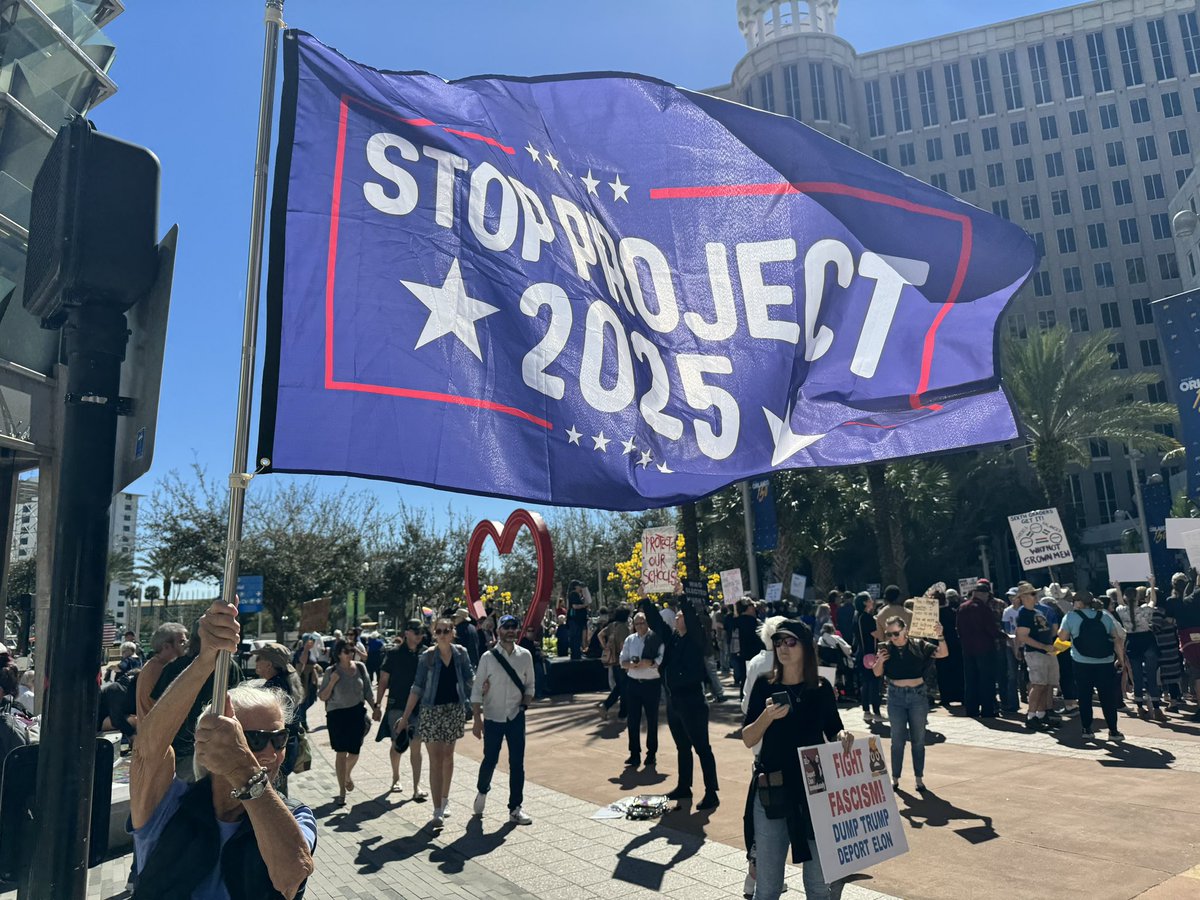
left=1148, top=380, right=1168, bottom=403
left=1182, top=12, right=1200, bottom=76
left=809, top=62, right=827, bottom=120
left=1100, top=301, right=1121, bottom=328
left=1069, top=307, right=1090, bottom=333
left=971, top=56, right=995, bottom=116
left=872, top=148, right=889, bottom=164
left=999, top=49, right=1023, bottom=110
left=982, top=126, right=1000, bottom=152
left=1036, top=309, right=1056, bottom=331
left=1169, top=129, right=1191, bottom=157
left=1016, top=157, right=1035, bottom=182
left=1068, top=109, right=1089, bottom=135
left=958, top=168, right=976, bottom=192
left=1147, top=19, right=1175, bottom=81
left=1029, top=45, right=1052, bottom=104
left=1112, top=179, right=1133, bottom=206
left=1162, top=91, right=1183, bottom=118
left=898, top=142, right=916, bottom=166
left=930, top=172, right=947, bottom=191
left=1021, top=194, right=1041, bottom=220
left=944, top=63, right=966, bottom=121
left=992, top=199, right=1010, bottom=219
left=759, top=72, right=776, bottom=112
left=865, top=80, right=884, bottom=137
left=1039, top=114, right=1058, bottom=140
left=1116, top=25, right=1143, bottom=86
left=1082, top=182, right=1102, bottom=210
left=833, top=66, right=849, bottom=124
left=1127, top=257, right=1147, bottom=284
left=986, top=162, right=1005, bottom=187
left=1178, top=167, right=1193, bottom=188
left=1136, top=135, right=1158, bottom=162
left=889, top=73, right=911, bottom=131
left=1011, top=121, right=1029, bottom=146
left=1144, top=173, right=1165, bottom=201
left=1008, top=312, right=1028, bottom=339
left=1130, top=97, right=1151, bottom=123
left=1051, top=189, right=1071, bottom=215
left=1107, top=342, right=1128, bottom=370
left=1095, top=472, right=1118, bottom=524
left=1087, top=31, right=1113, bottom=92
left=1150, top=212, right=1171, bottom=240
left=783, top=64, right=802, bottom=119
left=1119, top=218, right=1139, bottom=244
left=1091, top=438, right=1112, bottom=459
left=1057, top=227, right=1077, bottom=254
left=1132, top=297, right=1153, bottom=325
left=926, top=137, right=943, bottom=161
left=1075, top=147, right=1095, bottom=173
left=1045, top=152, right=1064, bottom=178
left=1140, top=338, right=1162, bottom=367
left=1068, top=475, right=1086, bottom=530
left=1158, top=252, right=1180, bottom=280
left=915, top=67, right=936, bottom=127
left=1063, top=266, right=1083, bottom=292
left=742, top=84, right=753, bottom=107
left=953, top=132, right=971, bottom=157
left=1099, top=102, right=1119, bottom=129
left=1088, top=222, right=1108, bottom=249
left=1057, top=37, right=1082, bottom=98
left=1032, top=232, right=1046, bottom=256
left=1106, top=141, right=1126, bottom=166
left=1031, top=271, right=1051, bottom=297
left=1094, top=261, right=1115, bottom=287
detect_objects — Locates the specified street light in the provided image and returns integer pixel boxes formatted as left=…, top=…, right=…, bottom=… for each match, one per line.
left=592, top=542, right=604, bottom=605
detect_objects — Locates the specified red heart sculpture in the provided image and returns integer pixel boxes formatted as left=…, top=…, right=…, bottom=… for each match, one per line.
left=463, top=509, right=555, bottom=642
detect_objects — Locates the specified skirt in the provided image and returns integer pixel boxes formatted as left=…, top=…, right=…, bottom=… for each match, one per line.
left=327, top=703, right=368, bottom=754
left=417, top=702, right=466, bottom=744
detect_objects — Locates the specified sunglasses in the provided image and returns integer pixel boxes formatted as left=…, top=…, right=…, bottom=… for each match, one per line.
left=340, top=648, right=354, bottom=655
left=771, top=635, right=800, bottom=648
left=434, top=628, right=453, bottom=635
left=887, top=630, right=904, bottom=637
left=244, top=729, right=288, bottom=753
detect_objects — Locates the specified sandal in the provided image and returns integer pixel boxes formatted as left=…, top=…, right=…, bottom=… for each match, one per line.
left=346, top=777, right=355, bottom=792
left=412, top=789, right=428, bottom=802
left=389, top=780, right=402, bottom=793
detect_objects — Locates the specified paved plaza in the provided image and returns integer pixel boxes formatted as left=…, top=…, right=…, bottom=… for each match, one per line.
left=8, top=676, right=1200, bottom=899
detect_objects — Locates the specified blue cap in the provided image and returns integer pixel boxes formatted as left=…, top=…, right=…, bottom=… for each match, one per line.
left=498, top=614, right=520, bottom=627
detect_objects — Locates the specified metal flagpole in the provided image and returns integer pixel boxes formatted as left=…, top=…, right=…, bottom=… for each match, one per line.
left=212, top=0, right=285, bottom=715
left=739, top=481, right=759, bottom=598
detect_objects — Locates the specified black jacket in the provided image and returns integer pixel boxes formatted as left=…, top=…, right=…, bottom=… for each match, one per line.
left=643, top=597, right=706, bottom=692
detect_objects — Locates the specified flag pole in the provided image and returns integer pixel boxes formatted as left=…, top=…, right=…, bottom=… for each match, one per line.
left=212, top=0, right=285, bottom=714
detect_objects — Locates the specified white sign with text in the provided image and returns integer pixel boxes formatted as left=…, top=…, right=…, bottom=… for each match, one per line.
left=1008, top=508, right=1074, bottom=570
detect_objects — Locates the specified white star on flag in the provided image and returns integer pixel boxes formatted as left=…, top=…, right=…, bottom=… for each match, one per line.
left=609, top=175, right=630, bottom=202
left=621, top=437, right=637, bottom=455
left=762, top=403, right=826, bottom=466
left=545, top=152, right=561, bottom=172
left=401, top=259, right=499, bottom=362
left=566, top=425, right=582, bottom=445
left=637, top=449, right=653, bottom=468
left=580, top=170, right=600, bottom=196
left=524, top=143, right=541, bottom=163
left=656, top=461, right=674, bottom=474
left=592, top=432, right=610, bottom=452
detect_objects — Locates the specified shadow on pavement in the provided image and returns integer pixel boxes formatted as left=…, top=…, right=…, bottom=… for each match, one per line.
left=612, top=812, right=708, bottom=892
left=607, top=764, right=669, bottom=790
left=317, top=794, right=406, bottom=832
left=429, top=817, right=517, bottom=874
left=354, top=831, right=437, bottom=875
left=896, top=788, right=998, bottom=845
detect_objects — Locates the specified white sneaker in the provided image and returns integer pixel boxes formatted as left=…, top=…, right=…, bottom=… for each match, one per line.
left=742, top=873, right=755, bottom=899
left=509, top=806, right=532, bottom=825
left=441, top=799, right=451, bottom=818
left=863, top=712, right=875, bottom=723
left=473, top=792, right=487, bottom=816
left=430, top=814, right=444, bottom=830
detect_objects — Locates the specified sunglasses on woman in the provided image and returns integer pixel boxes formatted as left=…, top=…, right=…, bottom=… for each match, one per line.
left=771, top=635, right=800, bottom=648
left=887, top=630, right=904, bottom=637
left=244, top=729, right=288, bottom=752
left=434, top=628, right=453, bottom=635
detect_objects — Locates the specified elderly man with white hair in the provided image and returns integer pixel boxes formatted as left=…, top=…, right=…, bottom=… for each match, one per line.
left=129, top=599, right=316, bottom=898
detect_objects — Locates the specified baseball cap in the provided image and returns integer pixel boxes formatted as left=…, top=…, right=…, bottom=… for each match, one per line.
left=498, top=614, right=520, bottom=627
left=257, top=643, right=295, bottom=674
left=773, top=619, right=813, bottom=643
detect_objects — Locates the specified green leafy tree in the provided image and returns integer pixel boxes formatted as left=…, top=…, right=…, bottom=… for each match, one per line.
left=1003, top=326, right=1180, bottom=521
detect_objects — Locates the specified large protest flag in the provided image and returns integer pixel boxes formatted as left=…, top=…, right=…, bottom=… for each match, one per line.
left=1152, top=289, right=1200, bottom=500
left=257, top=31, right=1038, bottom=511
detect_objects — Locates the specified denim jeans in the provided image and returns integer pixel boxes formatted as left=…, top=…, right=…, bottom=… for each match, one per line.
left=568, top=620, right=585, bottom=660
left=752, top=794, right=843, bottom=900
left=886, top=684, right=929, bottom=779
left=704, top=656, right=727, bottom=700
left=476, top=711, right=526, bottom=810
left=1127, top=642, right=1162, bottom=707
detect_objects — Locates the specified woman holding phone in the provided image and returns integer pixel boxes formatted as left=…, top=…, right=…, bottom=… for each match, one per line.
left=742, top=619, right=854, bottom=900
left=872, top=616, right=947, bottom=791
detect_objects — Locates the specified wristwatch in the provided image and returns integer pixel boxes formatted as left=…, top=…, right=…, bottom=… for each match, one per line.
left=230, top=766, right=270, bottom=801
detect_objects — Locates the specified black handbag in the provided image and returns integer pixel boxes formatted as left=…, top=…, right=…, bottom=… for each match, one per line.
left=755, top=768, right=790, bottom=819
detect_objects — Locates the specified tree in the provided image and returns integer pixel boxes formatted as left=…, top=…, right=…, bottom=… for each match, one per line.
left=865, top=464, right=902, bottom=592
left=773, top=469, right=869, bottom=595
left=1004, top=326, right=1180, bottom=520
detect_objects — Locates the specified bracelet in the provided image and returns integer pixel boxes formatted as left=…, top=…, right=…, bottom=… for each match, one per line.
left=230, top=766, right=270, bottom=801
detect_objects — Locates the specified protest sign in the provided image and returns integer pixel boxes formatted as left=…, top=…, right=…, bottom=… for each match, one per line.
left=958, top=577, right=980, bottom=595
left=1180, top=530, right=1200, bottom=569
left=802, top=737, right=908, bottom=881
left=765, top=582, right=783, bottom=603
left=866, top=584, right=881, bottom=600
left=1106, top=552, right=1152, bottom=583
left=639, top=526, right=677, bottom=595
left=923, top=582, right=945, bottom=598
left=818, top=665, right=837, bottom=686
left=1008, top=508, right=1073, bottom=570
left=720, top=568, right=744, bottom=604
left=299, top=596, right=331, bottom=635
left=790, top=573, right=807, bottom=599
left=908, top=596, right=940, bottom=639
left=1165, top=518, right=1200, bottom=549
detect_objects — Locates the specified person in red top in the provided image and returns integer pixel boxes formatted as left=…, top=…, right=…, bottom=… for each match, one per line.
left=957, top=581, right=1002, bottom=718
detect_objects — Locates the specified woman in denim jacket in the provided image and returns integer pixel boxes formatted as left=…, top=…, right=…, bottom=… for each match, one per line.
left=396, top=617, right=474, bottom=828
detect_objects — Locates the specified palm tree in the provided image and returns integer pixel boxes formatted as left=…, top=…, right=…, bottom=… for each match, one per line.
left=1003, top=325, right=1180, bottom=521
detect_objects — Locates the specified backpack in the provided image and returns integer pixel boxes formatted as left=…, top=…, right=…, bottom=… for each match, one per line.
left=1073, top=610, right=1113, bottom=659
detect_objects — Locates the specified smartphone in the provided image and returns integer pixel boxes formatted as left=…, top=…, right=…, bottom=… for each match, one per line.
left=770, top=690, right=791, bottom=709
left=631, top=656, right=641, bottom=665
left=877, top=642, right=889, bottom=654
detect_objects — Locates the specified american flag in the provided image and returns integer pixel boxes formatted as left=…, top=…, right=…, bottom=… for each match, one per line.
left=102, top=624, right=117, bottom=647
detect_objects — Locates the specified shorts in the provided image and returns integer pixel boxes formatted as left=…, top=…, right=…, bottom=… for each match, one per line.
left=1024, top=651, right=1060, bottom=687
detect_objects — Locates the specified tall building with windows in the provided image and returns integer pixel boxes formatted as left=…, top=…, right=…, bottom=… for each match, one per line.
left=710, top=0, right=1196, bottom=537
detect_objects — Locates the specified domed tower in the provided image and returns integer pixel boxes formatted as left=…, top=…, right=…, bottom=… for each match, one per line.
left=737, top=0, right=840, bottom=50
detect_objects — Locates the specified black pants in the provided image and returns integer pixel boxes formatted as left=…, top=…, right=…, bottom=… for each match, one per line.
left=626, top=678, right=661, bottom=757
left=1074, top=660, right=1120, bottom=733
left=666, top=685, right=718, bottom=795
left=962, top=653, right=997, bottom=717
left=603, top=667, right=628, bottom=716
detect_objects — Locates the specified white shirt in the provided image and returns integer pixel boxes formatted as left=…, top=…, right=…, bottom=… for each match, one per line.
left=619, top=631, right=664, bottom=680
left=470, top=644, right=535, bottom=722
left=1115, top=604, right=1156, bottom=633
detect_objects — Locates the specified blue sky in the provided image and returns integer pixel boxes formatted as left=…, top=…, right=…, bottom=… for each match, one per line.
left=95, top=0, right=1064, bottom=523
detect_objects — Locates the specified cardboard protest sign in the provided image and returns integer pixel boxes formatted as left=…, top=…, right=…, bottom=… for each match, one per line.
left=766, top=582, right=783, bottom=602
left=720, top=568, right=744, bottom=604
left=1106, top=552, right=1152, bottom=583
left=908, top=596, right=940, bottom=639
left=1008, top=508, right=1073, bottom=569
left=300, top=596, right=331, bottom=635
left=639, top=527, right=678, bottom=595
left=923, top=582, right=946, bottom=597
left=1179, top=530, right=1200, bottom=570
left=802, top=737, right=908, bottom=880
left=1165, top=518, right=1200, bottom=549
left=958, top=577, right=980, bottom=595
left=790, top=573, right=808, bottom=599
